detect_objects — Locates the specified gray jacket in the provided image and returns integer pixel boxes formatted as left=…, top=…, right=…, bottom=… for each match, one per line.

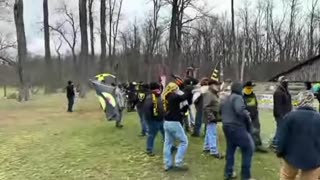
left=221, top=82, right=251, bottom=131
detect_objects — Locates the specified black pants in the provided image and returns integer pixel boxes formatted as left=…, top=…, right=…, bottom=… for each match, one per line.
left=251, top=117, right=262, bottom=146
left=68, top=97, right=74, bottom=112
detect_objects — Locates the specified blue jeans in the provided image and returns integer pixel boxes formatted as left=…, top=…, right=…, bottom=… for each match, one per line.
left=137, top=108, right=148, bottom=135
left=146, top=120, right=164, bottom=152
left=193, top=110, right=203, bottom=136
left=272, top=118, right=283, bottom=147
left=203, top=123, right=219, bottom=155
left=163, top=121, right=188, bottom=168
left=223, top=125, right=254, bottom=179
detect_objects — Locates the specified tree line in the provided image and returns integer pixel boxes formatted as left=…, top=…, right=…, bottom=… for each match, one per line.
left=0, top=0, right=319, bottom=101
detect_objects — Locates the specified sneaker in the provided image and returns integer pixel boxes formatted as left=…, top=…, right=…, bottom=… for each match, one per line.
left=210, top=153, right=224, bottom=159
left=256, top=146, right=269, bottom=153
left=164, top=166, right=174, bottom=172
left=203, top=149, right=210, bottom=153
left=139, top=133, right=147, bottom=137
left=225, top=172, right=237, bottom=180
left=173, top=165, right=189, bottom=172
left=146, top=151, right=155, bottom=157
left=116, top=124, right=124, bottom=128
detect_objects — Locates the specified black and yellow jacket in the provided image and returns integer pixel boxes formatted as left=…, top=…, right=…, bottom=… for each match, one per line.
left=243, top=92, right=259, bottom=120
left=144, top=93, right=164, bottom=121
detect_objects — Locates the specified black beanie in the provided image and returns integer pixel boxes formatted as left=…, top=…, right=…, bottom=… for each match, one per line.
left=149, top=82, right=160, bottom=90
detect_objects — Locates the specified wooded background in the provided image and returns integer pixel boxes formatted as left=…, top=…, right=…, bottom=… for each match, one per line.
left=0, top=0, right=319, bottom=100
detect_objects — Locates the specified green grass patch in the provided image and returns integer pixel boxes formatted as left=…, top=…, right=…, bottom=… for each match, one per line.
left=0, top=93, right=280, bottom=180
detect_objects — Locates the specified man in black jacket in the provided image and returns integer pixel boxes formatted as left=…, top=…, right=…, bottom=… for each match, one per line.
left=271, top=76, right=292, bottom=149
left=243, top=81, right=268, bottom=153
left=66, top=81, right=75, bottom=112
left=137, top=83, right=149, bottom=136
left=163, top=82, right=193, bottom=171
left=144, top=82, right=164, bottom=156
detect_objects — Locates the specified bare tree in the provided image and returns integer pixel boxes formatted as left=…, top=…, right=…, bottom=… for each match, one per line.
left=88, top=0, right=95, bottom=57
left=50, top=4, right=79, bottom=74
left=308, top=0, right=318, bottom=57
left=231, top=0, right=238, bottom=80
left=100, top=0, right=107, bottom=72
left=166, top=0, right=208, bottom=74
left=53, top=37, right=63, bottom=84
left=107, top=0, right=123, bottom=69
left=43, top=0, right=53, bottom=93
left=143, top=0, right=164, bottom=81
left=79, top=0, right=89, bottom=97
left=14, top=0, right=29, bottom=101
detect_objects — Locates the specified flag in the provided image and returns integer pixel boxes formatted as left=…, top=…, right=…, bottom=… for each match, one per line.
left=95, top=73, right=116, bottom=83
left=211, top=68, right=219, bottom=82
left=90, top=80, right=122, bottom=122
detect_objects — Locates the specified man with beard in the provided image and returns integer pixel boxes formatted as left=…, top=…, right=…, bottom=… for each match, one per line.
left=271, top=76, right=292, bottom=150
left=202, top=79, right=224, bottom=159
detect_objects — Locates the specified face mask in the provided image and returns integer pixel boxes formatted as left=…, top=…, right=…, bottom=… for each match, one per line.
left=243, top=87, right=253, bottom=95
left=281, top=81, right=289, bottom=89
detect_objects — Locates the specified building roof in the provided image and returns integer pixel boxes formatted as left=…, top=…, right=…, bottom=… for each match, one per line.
left=268, top=54, right=320, bottom=82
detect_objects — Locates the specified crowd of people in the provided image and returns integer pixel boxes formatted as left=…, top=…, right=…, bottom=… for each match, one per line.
left=66, top=75, right=320, bottom=180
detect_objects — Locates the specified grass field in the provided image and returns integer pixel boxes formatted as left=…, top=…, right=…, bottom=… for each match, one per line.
left=0, top=93, right=281, bottom=180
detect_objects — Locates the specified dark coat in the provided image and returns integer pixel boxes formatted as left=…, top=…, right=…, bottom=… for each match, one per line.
left=273, top=85, right=292, bottom=119
left=243, top=93, right=259, bottom=120
left=221, top=82, right=252, bottom=132
left=144, top=93, right=164, bottom=121
left=66, top=85, right=75, bottom=99
left=277, top=106, right=320, bottom=170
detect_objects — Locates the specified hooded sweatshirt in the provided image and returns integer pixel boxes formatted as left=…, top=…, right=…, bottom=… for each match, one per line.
left=221, top=82, right=252, bottom=131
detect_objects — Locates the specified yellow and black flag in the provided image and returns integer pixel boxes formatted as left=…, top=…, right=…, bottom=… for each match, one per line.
left=90, top=80, right=122, bottom=122
left=95, top=73, right=116, bottom=83
left=211, top=68, right=219, bottom=82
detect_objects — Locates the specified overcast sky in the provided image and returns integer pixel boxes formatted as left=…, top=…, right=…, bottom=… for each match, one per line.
left=14, top=0, right=311, bottom=55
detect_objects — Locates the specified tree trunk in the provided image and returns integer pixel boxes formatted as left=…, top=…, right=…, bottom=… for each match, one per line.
left=231, top=0, right=238, bottom=80
left=14, top=0, right=29, bottom=102
left=108, top=0, right=113, bottom=64
left=168, top=0, right=179, bottom=71
left=100, top=0, right=107, bottom=72
left=79, top=0, right=89, bottom=98
left=43, top=0, right=53, bottom=93
left=88, top=0, right=95, bottom=57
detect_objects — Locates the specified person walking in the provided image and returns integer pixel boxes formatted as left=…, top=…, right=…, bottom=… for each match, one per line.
left=243, top=81, right=268, bottom=153
left=221, top=82, right=255, bottom=180
left=137, top=83, right=149, bottom=136
left=202, top=79, right=224, bottom=159
left=271, top=76, right=292, bottom=149
left=144, top=82, right=164, bottom=156
left=162, top=82, right=193, bottom=171
left=66, top=81, right=75, bottom=112
left=277, top=91, right=320, bottom=180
